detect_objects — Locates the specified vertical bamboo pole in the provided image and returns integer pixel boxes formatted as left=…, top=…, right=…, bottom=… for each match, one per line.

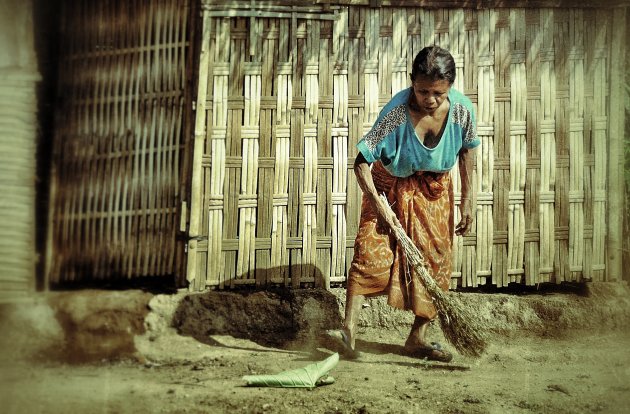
left=345, top=8, right=361, bottom=279
left=606, top=9, right=625, bottom=281
left=524, top=9, right=541, bottom=286
left=553, top=10, right=569, bottom=284
left=270, top=17, right=292, bottom=285
left=331, top=7, right=349, bottom=286
left=492, top=10, right=510, bottom=288
left=186, top=10, right=211, bottom=289
left=538, top=9, right=556, bottom=283
left=475, top=9, right=495, bottom=287
left=449, top=8, right=465, bottom=289
left=591, top=11, right=608, bottom=281
left=237, top=60, right=261, bottom=283
left=462, top=9, right=478, bottom=288
left=206, top=17, right=229, bottom=288
left=508, top=9, right=527, bottom=285
left=301, top=19, right=320, bottom=286
left=568, top=10, right=585, bottom=281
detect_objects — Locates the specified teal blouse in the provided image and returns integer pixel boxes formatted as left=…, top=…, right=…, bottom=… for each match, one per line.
left=357, top=87, right=480, bottom=177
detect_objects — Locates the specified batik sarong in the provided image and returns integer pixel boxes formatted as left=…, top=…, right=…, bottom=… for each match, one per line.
left=347, top=161, right=454, bottom=319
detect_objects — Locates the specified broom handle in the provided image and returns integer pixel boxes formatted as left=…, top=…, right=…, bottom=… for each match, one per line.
left=379, top=194, right=441, bottom=292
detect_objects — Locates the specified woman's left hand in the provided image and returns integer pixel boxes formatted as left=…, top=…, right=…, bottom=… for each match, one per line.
left=455, top=198, right=474, bottom=236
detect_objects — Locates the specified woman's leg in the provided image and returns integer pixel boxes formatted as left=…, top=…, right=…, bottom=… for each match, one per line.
left=404, top=316, right=453, bottom=362
left=404, top=316, right=431, bottom=348
left=343, top=293, right=364, bottom=350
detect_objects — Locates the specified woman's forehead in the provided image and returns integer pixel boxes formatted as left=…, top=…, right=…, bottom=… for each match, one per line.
left=412, top=77, right=451, bottom=90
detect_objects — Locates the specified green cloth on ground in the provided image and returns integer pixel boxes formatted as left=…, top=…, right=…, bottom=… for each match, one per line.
left=242, top=353, right=339, bottom=388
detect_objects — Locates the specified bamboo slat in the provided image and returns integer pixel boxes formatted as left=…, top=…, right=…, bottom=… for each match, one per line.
left=301, top=19, right=320, bottom=286
left=590, top=11, right=609, bottom=281
left=447, top=9, right=465, bottom=289
left=568, top=10, right=585, bottom=281
left=507, top=9, right=526, bottom=285
left=524, top=9, right=540, bottom=285
left=552, top=10, right=568, bottom=283
left=189, top=3, right=619, bottom=290
left=538, top=9, right=556, bottom=283
left=206, top=18, right=229, bottom=288
left=186, top=9, right=210, bottom=290
left=460, top=9, right=478, bottom=288
left=474, top=9, right=495, bottom=287
left=329, top=8, right=349, bottom=286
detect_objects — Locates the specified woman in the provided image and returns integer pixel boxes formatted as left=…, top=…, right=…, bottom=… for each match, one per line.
left=329, top=46, right=479, bottom=362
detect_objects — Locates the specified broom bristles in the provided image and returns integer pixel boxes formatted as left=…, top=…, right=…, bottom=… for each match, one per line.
left=382, top=195, right=488, bottom=358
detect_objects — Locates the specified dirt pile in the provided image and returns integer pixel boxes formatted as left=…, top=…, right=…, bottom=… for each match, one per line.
left=48, top=290, right=152, bottom=362
left=172, top=289, right=341, bottom=348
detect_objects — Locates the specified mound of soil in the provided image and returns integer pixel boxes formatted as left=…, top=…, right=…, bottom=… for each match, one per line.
left=172, top=289, right=341, bottom=349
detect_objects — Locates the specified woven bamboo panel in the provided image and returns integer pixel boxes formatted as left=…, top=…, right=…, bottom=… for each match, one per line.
left=189, top=2, right=622, bottom=290
left=48, top=0, right=189, bottom=283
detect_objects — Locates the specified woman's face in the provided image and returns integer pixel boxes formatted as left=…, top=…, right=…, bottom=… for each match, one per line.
left=411, top=76, right=451, bottom=114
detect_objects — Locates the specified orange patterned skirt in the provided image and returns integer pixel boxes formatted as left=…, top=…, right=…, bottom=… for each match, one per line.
left=347, top=162, right=454, bottom=319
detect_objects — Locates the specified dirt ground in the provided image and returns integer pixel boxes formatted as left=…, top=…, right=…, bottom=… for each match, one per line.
left=1, top=284, right=630, bottom=414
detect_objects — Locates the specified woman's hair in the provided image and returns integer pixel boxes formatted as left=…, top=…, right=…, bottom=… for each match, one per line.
left=410, top=46, right=456, bottom=84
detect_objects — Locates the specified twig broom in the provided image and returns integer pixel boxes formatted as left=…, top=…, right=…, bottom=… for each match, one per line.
left=381, top=194, right=488, bottom=358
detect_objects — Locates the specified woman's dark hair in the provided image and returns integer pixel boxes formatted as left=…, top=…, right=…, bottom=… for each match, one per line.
left=410, top=46, right=456, bottom=84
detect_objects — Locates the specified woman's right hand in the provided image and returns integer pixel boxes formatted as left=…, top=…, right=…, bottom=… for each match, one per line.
left=373, top=194, right=402, bottom=234
left=354, top=153, right=401, bottom=234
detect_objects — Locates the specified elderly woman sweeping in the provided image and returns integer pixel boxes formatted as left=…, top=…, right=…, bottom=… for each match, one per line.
left=328, top=46, right=479, bottom=362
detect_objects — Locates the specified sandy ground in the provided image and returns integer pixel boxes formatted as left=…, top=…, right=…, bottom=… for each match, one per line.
left=2, top=329, right=630, bottom=414
left=1, top=286, right=630, bottom=414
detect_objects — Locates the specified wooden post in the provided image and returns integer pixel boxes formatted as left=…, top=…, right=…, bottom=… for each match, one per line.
left=606, top=8, right=626, bottom=282
left=186, top=10, right=211, bottom=290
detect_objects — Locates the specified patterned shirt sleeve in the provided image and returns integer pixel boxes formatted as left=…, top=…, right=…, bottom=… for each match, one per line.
left=451, top=102, right=480, bottom=149
left=357, top=104, right=407, bottom=163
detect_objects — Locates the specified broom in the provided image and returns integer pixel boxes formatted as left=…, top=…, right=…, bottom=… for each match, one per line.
left=380, top=194, right=488, bottom=358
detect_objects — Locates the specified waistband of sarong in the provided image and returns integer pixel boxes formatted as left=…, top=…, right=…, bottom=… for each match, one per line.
left=371, top=162, right=450, bottom=200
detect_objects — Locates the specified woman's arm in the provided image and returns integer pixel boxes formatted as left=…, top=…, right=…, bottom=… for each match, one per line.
left=354, top=153, right=401, bottom=232
left=456, top=147, right=476, bottom=236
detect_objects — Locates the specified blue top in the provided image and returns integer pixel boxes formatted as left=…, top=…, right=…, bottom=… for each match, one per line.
left=356, top=87, right=480, bottom=177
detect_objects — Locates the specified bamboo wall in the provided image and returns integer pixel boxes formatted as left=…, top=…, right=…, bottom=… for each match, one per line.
left=47, top=0, right=190, bottom=283
left=188, top=2, right=627, bottom=290
left=0, top=0, right=39, bottom=301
